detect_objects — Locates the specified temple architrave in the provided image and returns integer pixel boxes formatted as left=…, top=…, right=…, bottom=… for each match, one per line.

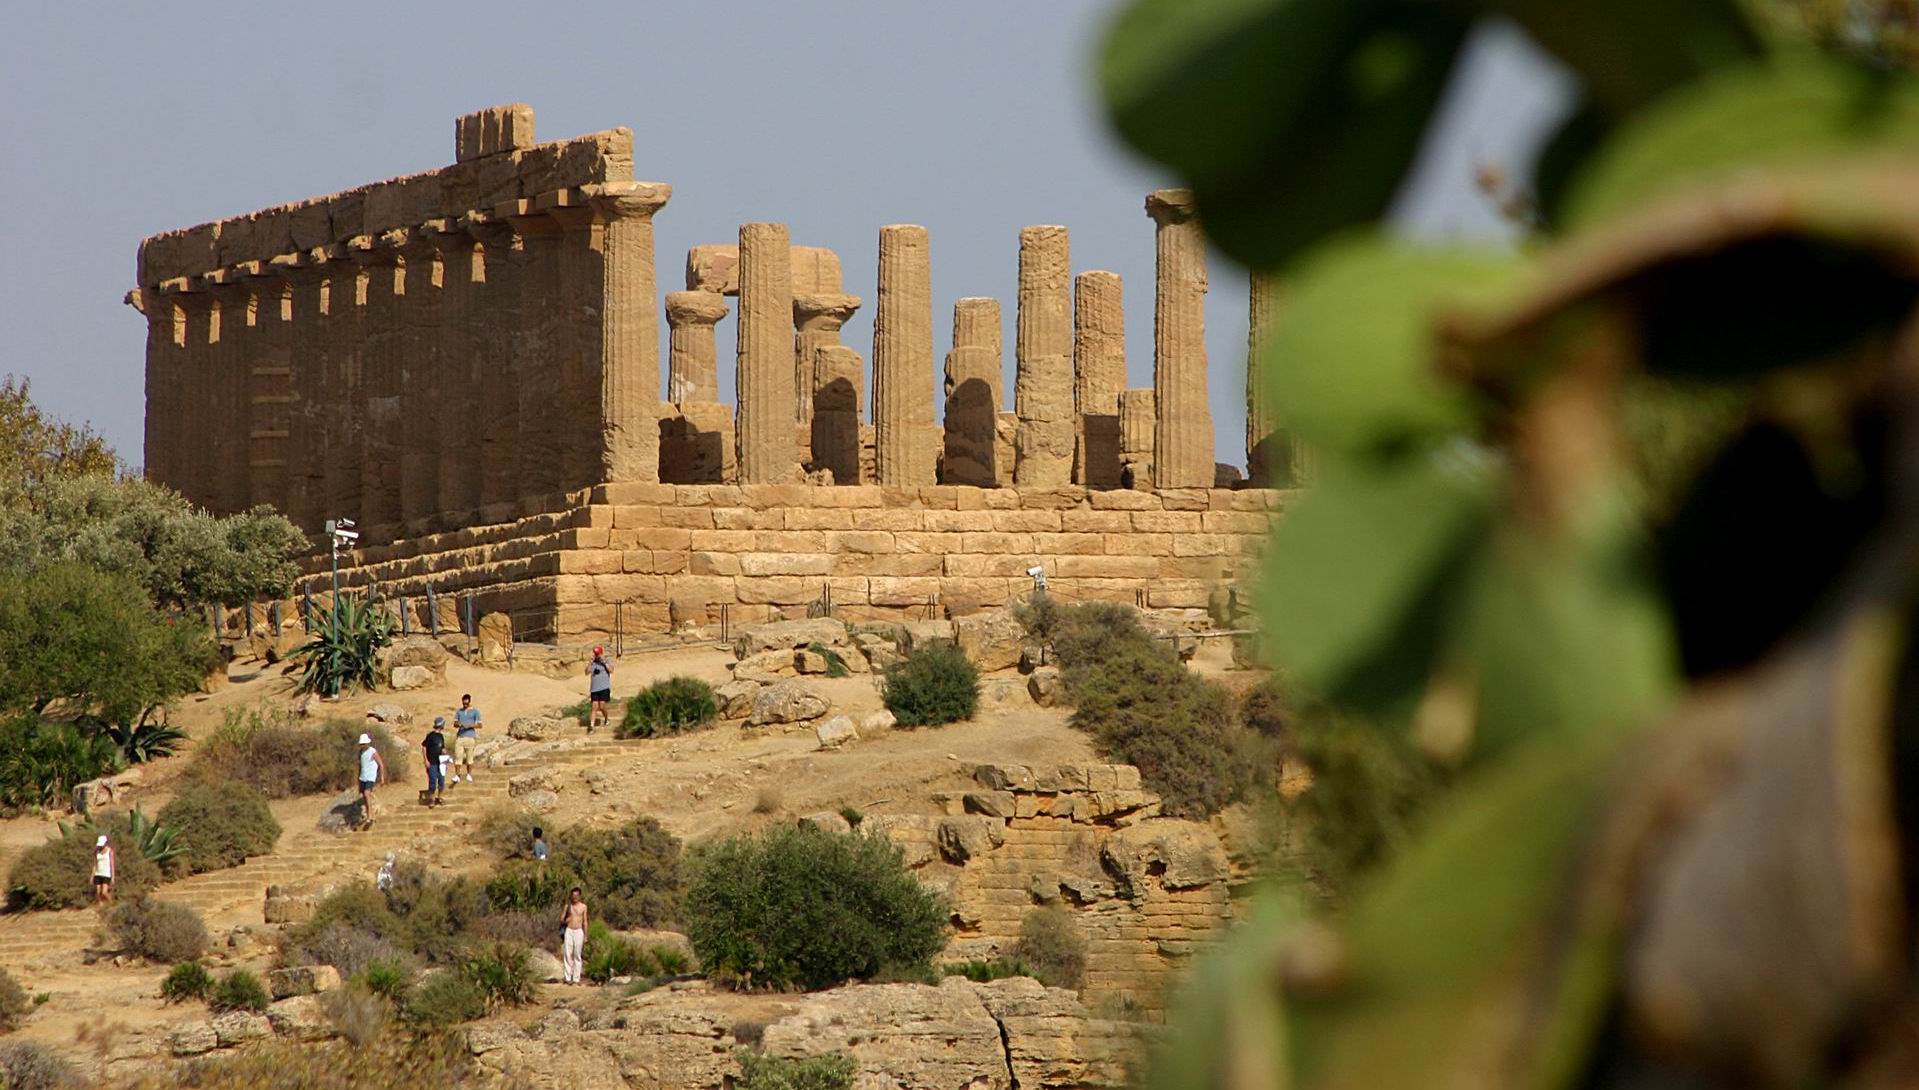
left=128, top=106, right=1293, bottom=641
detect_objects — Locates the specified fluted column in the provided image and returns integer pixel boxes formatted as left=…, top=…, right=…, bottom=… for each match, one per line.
left=170, top=283, right=212, bottom=508
left=1120, top=389, right=1156, bottom=491
left=812, top=344, right=864, bottom=484
left=460, top=212, right=521, bottom=509
left=234, top=261, right=292, bottom=517
left=200, top=271, right=250, bottom=515
left=1246, top=272, right=1306, bottom=487
left=872, top=224, right=935, bottom=487
left=1074, top=270, right=1125, bottom=489
left=942, top=297, right=1002, bottom=486
left=420, top=220, right=479, bottom=516
left=502, top=200, right=566, bottom=499
left=736, top=222, right=798, bottom=484
left=541, top=192, right=601, bottom=492
left=665, top=291, right=728, bottom=403
left=792, top=293, right=862, bottom=425
left=128, top=287, right=174, bottom=488
left=1147, top=189, right=1213, bottom=488
left=1014, top=226, right=1074, bottom=487
left=394, top=229, right=441, bottom=525
left=348, top=233, right=404, bottom=533
left=323, top=247, right=365, bottom=524
left=586, top=181, right=671, bottom=484
left=270, top=252, right=329, bottom=533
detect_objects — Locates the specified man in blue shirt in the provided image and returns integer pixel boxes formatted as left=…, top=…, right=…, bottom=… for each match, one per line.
left=453, top=694, right=482, bottom=783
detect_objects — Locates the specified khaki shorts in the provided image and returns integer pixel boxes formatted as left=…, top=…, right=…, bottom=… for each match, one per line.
left=454, top=735, right=477, bottom=764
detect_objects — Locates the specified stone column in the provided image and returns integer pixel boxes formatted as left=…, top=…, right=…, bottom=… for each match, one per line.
left=396, top=229, right=442, bottom=526
left=323, top=247, right=366, bottom=525
left=1014, top=226, right=1075, bottom=487
left=735, top=222, right=798, bottom=484
left=128, top=287, right=172, bottom=489
left=585, top=181, right=671, bottom=485
left=201, top=271, right=251, bottom=515
left=1246, top=272, right=1306, bottom=487
left=792, top=293, right=862, bottom=425
left=1074, top=270, right=1125, bottom=489
left=1119, top=389, right=1156, bottom=491
left=503, top=201, right=566, bottom=499
left=235, top=262, right=292, bottom=518
left=942, top=297, right=1001, bottom=486
left=812, top=344, right=864, bottom=484
left=665, top=291, right=727, bottom=403
left=421, top=220, right=478, bottom=517
left=459, top=212, right=521, bottom=510
left=348, top=233, right=405, bottom=533
left=1147, top=189, right=1213, bottom=488
left=872, top=224, right=935, bottom=487
left=270, top=254, right=326, bottom=533
left=541, top=192, right=602, bottom=492
left=170, top=283, right=212, bottom=509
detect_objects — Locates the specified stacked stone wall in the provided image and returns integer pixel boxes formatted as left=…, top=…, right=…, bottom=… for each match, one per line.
left=296, top=483, right=1282, bottom=641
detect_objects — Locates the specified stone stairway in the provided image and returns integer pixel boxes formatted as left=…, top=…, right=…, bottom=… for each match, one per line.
left=0, top=735, right=632, bottom=968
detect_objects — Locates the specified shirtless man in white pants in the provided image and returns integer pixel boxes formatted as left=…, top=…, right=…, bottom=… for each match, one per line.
left=560, top=887, right=589, bottom=985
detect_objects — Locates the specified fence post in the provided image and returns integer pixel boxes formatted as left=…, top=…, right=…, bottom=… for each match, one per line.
left=302, top=589, right=313, bottom=633
left=400, top=596, right=411, bottom=637
left=427, top=584, right=438, bottom=638
left=211, top=602, right=224, bottom=639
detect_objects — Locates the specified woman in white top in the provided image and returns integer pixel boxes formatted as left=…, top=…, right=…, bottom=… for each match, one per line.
left=356, top=733, right=385, bottom=832
left=92, top=835, right=115, bottom=905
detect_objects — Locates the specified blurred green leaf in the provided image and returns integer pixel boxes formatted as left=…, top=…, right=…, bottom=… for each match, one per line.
left=1259, top=450, right=1500, bottom=717
left=1263, top=235, right=1523, bottom=457
left=1564, top=53, right=1919, bottom=230
left=1100, top=0, right=1470, bottom=266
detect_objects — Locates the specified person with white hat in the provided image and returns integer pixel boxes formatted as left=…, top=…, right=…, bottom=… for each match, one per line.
left=91, top=834, right=115, bottom=905
left=356, top=731, right=386, bottom=831
left=586, top=646, right=613, bottom=733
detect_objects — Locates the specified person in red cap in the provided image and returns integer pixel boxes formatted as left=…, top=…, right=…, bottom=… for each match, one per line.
left=586, top=646, right=613, bottom=733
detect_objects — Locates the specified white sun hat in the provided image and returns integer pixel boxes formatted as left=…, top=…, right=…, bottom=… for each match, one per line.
left=96, top=835, right=108, bottom=847
left=358, top=733, right=372, bottom=744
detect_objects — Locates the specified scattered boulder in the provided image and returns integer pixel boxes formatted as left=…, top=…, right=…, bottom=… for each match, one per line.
left=316, top=789, right=366, bottom=833
left=365, top=703, right=411, bottom=725
left=1019, top=645, right=1046, bottom=674
left=814, top=716, right=859, bottom=750
left=477, top=612, right=513, bottom=664
left=893, top=619, right=956, bottom=652
left=1027, top=667, right=1064, bottom=707
left=212, top=1010, right=273, bottom=1047
left=795, top=649, right=833, bottom=675
left=734, top=649, right=799, bottom=684
left=509, top=771, right=557, bottom=797
left=528, top=947, right=565, bottom=983
left=953, top=609, right=1025, bottom=672
left=508, top=716, right=568, bottom=741
left=860, top=709, right=899, bottom=733
left=962, top=791, right=1016, bottom=819
left=266, top=995, right=333, bottom=1041
left=169, top=1022, right=219, bottom=1057
left=799, top=810, right=853, bottom=835
left=377, top=635, right=449, bottom=687
left=72, top=768, right=143, bottom=816
left=748, top=680, right=830, bottom=726
left=733, top=617, right=850, bottom=659
left=389, top=664, right=434, bottom=691
left=855, top=633, right=903, bottom=671
left=518, top=789, right=561, bottom=814
left=267, top=964, right=341, bottom=1000
left=937, top=817, right=1006, bottom=864
left=714, top=679, right=762, bottom=719
left=1100, top=821, right=1230, bottom=895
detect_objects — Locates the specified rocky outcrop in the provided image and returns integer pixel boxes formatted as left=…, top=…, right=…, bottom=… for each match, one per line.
left=747, top=680, right=829, bottom=726
left=375, top=635, right=449, bottom=688
left=954, top=608, right=1026, bottom=672
left=732, top=617, right=850, bottom=660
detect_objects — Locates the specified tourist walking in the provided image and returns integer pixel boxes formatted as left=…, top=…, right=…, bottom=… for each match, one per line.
left=453, top=694, right=482, bottom=783
left=532, top=827, right=549, bottom=865
left=560, top=887, right=589, bottom=985
left=586, top=648, right=613, bottom=733
left=423, top=719, right=447, bottom=806
left=356, top=732, right=385, bottom=831
left=92, top=835, right=115, bottom=905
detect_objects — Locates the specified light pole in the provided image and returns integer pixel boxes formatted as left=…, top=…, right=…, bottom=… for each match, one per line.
left=322, top=518, right=359, bottom=698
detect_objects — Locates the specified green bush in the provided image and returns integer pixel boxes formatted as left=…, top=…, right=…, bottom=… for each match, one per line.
left=210, top=968, right=269, bottom=1013
left=161, top=960, right=213, bottom=1004
left=942, top=959, right=1037, bottom=983
left=686, top=824, right=947, bottom=990
left=1014, top=908, right=1087, bottom=990
left=295, top=593, right=395, bottom=696
left=1284, top=708, right=1443, bottom=902
left=458, top=942, right=538, bottom=1010
left=804, top=643, right=851, bottom=679
left=156, top=782, right=281, bottom=876
left=5, top=811, right=163, bottom=910
left=0, top=717, right=121, bottom=812
left=353, top=958, right=414, bottom=1003
left=403, top=970, right=488, bottom=1027
left=583, top=921, right=657, bottom=983
left=618, top=676, right=719, bottom=739
left=0, top=965, right=27, bottom=1030
left=476, top=807, right=545, bottom=861
left=280, top=883, right=411, bottom=974
left=547, top=817, right=685, bottom=929
left=483, top=863, right=568, bottom=914
left=187, top=706, right=408, bottom=798
left=0, top=1041, right=77, bottom=1090
left=651, top=944, right=691, bottom=976
left=735, top=1049, right=857, bottom=1090
left=105, top=897, right=209, bottom=963
left=1240, top=680, right=1290, bottom=742
left=381, top=863, right=486, bottom=966
left=880, top=640, right=979, bottom=727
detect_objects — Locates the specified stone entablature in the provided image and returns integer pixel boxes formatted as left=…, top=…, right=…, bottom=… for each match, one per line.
left=296, top=482, right=1282, bottom=641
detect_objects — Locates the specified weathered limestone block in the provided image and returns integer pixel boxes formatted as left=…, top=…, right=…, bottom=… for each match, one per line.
left=736, top=223, right=799, bottom=484
left=268, top=965, right=342, bottom=1000
left=1075, top=270, right=1126, bottom=488
left=477, top=611, right=513, bottom=664
left=213, top=1011, right=274, bottom=1047
left=943, top=297, right=1002, bottom=486
left=937, top=816, right=1007, bottom=864
left=734, top=649, right=799, bottom=684
left=748, top=680, right=830, bottom=726
left=953, top=608, right=1026, bottom=673
left=811, top=344, right=865, bottom=485
left=714, top=678, right=762, bottom=719
left=1015, top=226, right=1075, bottom=488
left=508, top=715, right=569, bottom=741
left=660, top=401, right=735, bottom=484
left=733, top=617, right=850, bottom=658
left=266, top=995, right=335, bottom=1042
left=1027, top=666, right=1064, bottom=707
left=1147, top=189, right=1214, bottom=488
left=664, top=290, right=728, bottom=404
left=814, top=715, right=859, bottom=750
left=1100, top=820, right=1229, bottom=895
left=1118, top=389, right=1156, bottom=490
left=873, top=225, right=935, bottom=486
left=456, top=103, right=536, bottom=161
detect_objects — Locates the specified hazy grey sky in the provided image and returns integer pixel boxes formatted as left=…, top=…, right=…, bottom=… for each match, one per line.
left=0, top=4, right=1570, bottom=473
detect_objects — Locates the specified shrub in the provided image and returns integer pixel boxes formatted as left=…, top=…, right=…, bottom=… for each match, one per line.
left=105, top=898, right=209, bottom=963
left=686, top=824, right=947, bottom=990
left=803, top=643, right=851, bottom=679
left=476, top=807, right=545, bottom=861
left=402, top=970, right=487, bottom=1027
left=879, top=640, right=979, bottom=727
left=186, top=706, right=407, bottom=798
left=0, top=965, right=27, bottom=1030
left=548, top=817, right=685, bottom=930
left=459, top=942, right=538, bottom=1010
left=156, top=781, right=281, bottom=876
left=583, top=921, right=657, bottom=983
left=1014, top=908, right=1087, bottom=990
left=161, top=961, right=213, bottom=1004
left=1285, top=708, right=1443, bottom=901
left=1240, top=680, right=1291, bottom=743
left=209, top=969, right=269, bottom=1013
left=650, top=944, right=691, bottom=976
left=483, top=863, right=568, bottom=914
left=118, top=1032, right=478, bottom=1090
left=321, top=986, right=391, bottom=1047
left=0, top=717, right=121, bottom=812
left=295, top=593, right=395, bottom=696
left=618, top=676, right=718, bottom=739
left=942, top=959, right=1036, bottom=983
left=0, top=1042, right=77, bottom=1090
left=5, top=811, right=163, bottom=910
left=280, top=883, right=411, bottom=974
left=735, top=1049, right=857, bottom=1090
left=464, top=910, right=551, bottom=948
left=353, top=958, right=414, bottom=1002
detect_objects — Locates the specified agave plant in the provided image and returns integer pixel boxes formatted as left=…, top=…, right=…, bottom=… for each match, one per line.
left=295, top=591, right=396, bottom=696
left=97, top=718, right=188, bottom=765
left=59, top=806, right=183, bottom=865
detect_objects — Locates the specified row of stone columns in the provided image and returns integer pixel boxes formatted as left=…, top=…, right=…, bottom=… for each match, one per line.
left=131, top=183, right=670, bottom=537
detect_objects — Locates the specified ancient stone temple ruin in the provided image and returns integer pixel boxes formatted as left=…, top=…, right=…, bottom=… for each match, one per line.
left=128, top=106, right=1291, bottom=640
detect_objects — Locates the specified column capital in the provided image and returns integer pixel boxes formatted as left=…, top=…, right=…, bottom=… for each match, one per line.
left=457, top=210, right=514, bottom=245
left=266, top=250, right=327, bottom=284
left=1145, top=188, right=1198, bottom=225
left=123, top=288, right=147, bottom=314
left=498, top=199, right=562, bottom=237
left=793, top=292, right=862, bottom=329
left=584, top=181, right=672, bottom=223
left=666, top=290, right=730, bottom=325
left=416, top=217, right=468, bottom=253
left=345, top=234, right=401, bottom=266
